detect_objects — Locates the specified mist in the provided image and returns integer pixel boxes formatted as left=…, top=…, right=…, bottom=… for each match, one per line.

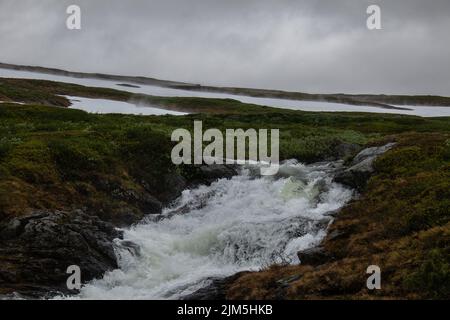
left=0, top=0, right=449, bottom=95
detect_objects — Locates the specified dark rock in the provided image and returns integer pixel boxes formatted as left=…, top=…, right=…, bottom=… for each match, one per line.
left=334, top=143, right=396, bottom=190
left=297, top=246, right=331, bottom=266
left=157, top=173, right=187, bottom=203
left=110, top=207, right=143, bottom=226
left=197, top=164, right=238, bottom=185
left=110, top=185, right=163, bottom=215
left=0, top=218, right=22, bottom=239
left=334, top=162, right=374, bottom=190
left=90, top=176, right=163, bottom=225
left=116, top=240, right=141, bottom=257
left=151, top=166, right=236, bottom=207
left=351, top=143, right=396, bottom=165
left=182, top=278, right=228, bottom=300
left=0, top=210, right=122, bottom=295
left=139, top=193, right=163, bottom=214
left=323, top=209, right=340, bottom=218
left=326, top=229, right=347, bottom=241
left=182, top=272, right=246, bottom=300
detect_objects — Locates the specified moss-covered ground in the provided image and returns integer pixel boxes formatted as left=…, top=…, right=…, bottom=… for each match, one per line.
left=0, top=78, right=449, bottom=298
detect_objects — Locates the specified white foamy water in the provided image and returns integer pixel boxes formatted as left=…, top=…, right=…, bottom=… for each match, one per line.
left=69, top=161, right=352, bottom=300
left=64, top=95, right=187, bottom=116
left=2, top=68, right=449, bottom=117
left=0, top=101, right=25, bottom=105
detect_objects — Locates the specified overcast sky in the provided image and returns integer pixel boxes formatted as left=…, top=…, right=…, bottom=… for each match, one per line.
left=0, top=0, right=449, bottom=95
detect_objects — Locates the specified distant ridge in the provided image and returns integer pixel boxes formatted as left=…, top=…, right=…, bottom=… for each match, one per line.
left=0, top=62, right=193, bottom=88
left=1, top=62, right=450, bottom=108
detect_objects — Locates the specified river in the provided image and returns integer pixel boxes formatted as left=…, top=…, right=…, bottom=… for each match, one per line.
left=64, top=161, right=353, bottom=299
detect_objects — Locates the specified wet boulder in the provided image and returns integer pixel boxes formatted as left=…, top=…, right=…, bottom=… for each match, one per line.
left=334, top=143, right=396, bottom=190
left=197, top=164, right=238, bottom=184
left=0, top=209, right=122, bottom=296
left=297, top=246, right=331, bottom=266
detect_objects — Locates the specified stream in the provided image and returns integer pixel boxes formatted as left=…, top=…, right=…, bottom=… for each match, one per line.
left=69, top=161, right=353, bottom=299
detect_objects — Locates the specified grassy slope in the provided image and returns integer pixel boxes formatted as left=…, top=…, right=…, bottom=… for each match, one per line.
left=0, top=79, right=449, bottom=298
left=227, top=133, right=450, bottom=299
left=0, top=78, right=284, bottom=114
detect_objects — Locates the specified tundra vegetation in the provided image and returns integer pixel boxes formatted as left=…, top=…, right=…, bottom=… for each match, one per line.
left=0, top=78, right=448, bottom=298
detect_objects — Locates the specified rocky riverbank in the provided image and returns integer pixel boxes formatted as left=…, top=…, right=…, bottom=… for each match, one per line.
left=0, top=164, right=237, bottom=297
left=203, top=133, right=449, bottom=300
left=0, top=209, right=121, bottom=297
left=184, top=142, right=397, bottom=300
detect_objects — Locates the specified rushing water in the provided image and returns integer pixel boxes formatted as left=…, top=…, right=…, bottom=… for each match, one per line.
left=67, top=161, right=352, bottom=300
left=2, top=68, right=449, bottom=117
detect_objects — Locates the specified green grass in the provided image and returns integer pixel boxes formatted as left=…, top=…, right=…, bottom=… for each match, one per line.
left=0, top=101, right=448, bottom=222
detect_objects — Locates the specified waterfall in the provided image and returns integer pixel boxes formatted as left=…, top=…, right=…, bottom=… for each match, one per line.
left=73, top=160, right=353, bottom=299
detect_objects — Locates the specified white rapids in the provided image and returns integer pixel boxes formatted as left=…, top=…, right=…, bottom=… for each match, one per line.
left=69, top=160, right=353, bottom=300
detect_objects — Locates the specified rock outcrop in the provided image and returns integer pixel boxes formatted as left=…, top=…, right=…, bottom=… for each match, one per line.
left=297, top=247, right=332, bottom=266
left=334, top=142, right=396, bottom=190
left=183, top=273, right=247, bottom=300
left=0, top=164, right=238, bottom=297
left=0, top=210, right=122, bottom=297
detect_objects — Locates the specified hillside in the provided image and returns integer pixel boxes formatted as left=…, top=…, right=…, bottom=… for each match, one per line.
left=0, top=78, right=449, bottom=298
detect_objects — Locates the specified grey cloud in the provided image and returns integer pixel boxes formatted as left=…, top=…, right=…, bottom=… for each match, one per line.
left=0, top=0, right=449, bottom=95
